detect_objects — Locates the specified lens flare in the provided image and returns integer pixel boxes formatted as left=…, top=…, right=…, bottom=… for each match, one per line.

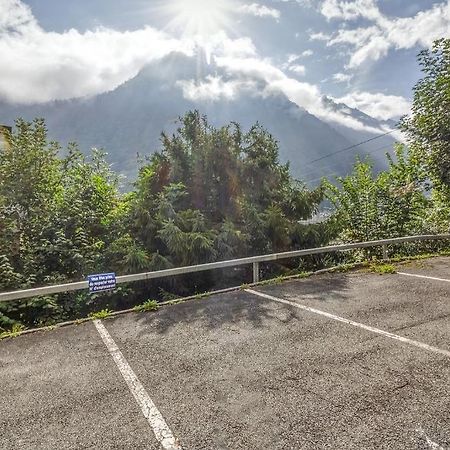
left=165, top=0, right=235, bottom=37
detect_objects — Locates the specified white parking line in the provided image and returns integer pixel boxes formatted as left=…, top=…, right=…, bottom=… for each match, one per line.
left=245, top=289, right=450, bottom=358
left=93, top=320, right=182, bottom=450
left=416, top=427, right=445, bottom=450
left=397, top=272, right=450, bottom=283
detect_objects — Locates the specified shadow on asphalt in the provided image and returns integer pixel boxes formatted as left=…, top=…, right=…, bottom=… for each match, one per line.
left=133, top=274, right=350, bottom=335
left=260, top=272, right=353, bottom=303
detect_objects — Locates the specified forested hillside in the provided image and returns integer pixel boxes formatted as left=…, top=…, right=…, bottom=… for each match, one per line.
left=0, top=39, right=449, bottom=334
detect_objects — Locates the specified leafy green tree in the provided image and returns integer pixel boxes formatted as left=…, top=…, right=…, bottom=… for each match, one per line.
left=377, top=145, right=428, bottom=237
left=326, top=145, right=429, bottom=242
left=325, top=159, right=380, bottom=242
left=131, top=111, right=324, bottom=264
left=401, top=38, right=450, bottom=189
left=0, top=119, right=123, bottom=329
left=0, top=119, right=61, bottom=286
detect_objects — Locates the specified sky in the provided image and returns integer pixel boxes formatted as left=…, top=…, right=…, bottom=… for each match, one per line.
left=1, top=0, right=449, bottom=129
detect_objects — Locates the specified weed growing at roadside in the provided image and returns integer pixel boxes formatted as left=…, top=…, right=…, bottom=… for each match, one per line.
left=0, top=323, right=26, bottom=339
left=89, top=309, right=113, bottom=320
left=258, top=276, right=284, bottom=286
left=370, top=263, right=396, bottom=274
left=134, top=300, right=159, bottom=312
left=296, top=271, right=313, bottom=278
left=193, top=292, right=210, bottom=300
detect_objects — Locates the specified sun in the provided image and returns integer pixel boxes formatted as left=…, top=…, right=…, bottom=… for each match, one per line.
left=164, top=0, right=235, bottom=37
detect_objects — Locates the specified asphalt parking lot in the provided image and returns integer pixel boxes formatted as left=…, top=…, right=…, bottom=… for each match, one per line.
left=1, top=257, right=449, bottom=449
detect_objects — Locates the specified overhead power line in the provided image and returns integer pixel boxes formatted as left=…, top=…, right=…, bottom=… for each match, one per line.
left=301, top=143, right=395, bottom=182
left=302, top=144, right=396, bottom=185
left=304, top=130, right=396, bottom=166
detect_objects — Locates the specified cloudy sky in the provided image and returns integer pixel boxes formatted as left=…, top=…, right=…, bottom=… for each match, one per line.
left=1, top=0, right=449, bottom=126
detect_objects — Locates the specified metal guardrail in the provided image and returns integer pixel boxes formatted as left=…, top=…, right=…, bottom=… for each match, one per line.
left=0, top=234, right=449, bottom=304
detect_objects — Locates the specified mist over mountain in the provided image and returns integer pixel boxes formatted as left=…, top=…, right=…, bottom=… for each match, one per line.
left=0, top=51, right=398, bottom=186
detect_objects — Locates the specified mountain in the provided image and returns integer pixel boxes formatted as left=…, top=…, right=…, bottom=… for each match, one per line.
left=0, top=51, right=398, bottom=186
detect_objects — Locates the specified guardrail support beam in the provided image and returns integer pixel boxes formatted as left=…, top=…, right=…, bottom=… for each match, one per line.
left=382, top=244, right=388, bottom=260
left=253, top=262, right=260, bottom=283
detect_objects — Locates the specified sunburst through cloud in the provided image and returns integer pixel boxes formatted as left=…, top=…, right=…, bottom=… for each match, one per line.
left=163, top=0, right=236, bottom=38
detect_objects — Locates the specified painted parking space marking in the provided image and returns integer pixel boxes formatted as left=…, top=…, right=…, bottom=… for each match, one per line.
left=93, top=320, right=182, bottom=450
left=245, top=289, right=450, bottom=358
left=397, top=272, right=450, bottom=283
left=416, top=427, right=445, bottom=450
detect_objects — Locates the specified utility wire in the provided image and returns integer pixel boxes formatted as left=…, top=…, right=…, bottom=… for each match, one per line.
left=303, top=130, right=396, bottom=167
left=301, top=143, right=394, bottom=181
left=302, top=144, right=395, bottom=184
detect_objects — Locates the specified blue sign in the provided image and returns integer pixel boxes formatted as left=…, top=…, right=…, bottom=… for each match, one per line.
left=88, top=273, right=116, bottom=293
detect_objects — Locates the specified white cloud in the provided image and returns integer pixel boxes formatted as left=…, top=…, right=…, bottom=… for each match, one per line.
left=0, top=1, right=261, bottom=104
left=214, top=54, right=387, bottom=132
left=332, top=72, right=353, bottom=83
left=286, top=50, right=313, bottom=63
left=321, top=0, right=383, bottom=22
left=215, top=56, right=287, bottom=84
left=328, top=26, right=379, bottom=47
left=176, top=76, right=256, bottom=101
left=282, top=54, right=307, bottom=74
left=347, top=35, right=390, bottom=67
left=334, top=91, right=411, bottom=120
left=206, top=32, right=257, bottom=58
left=197, top=31, right=257, bottom=63
left=288, top=64, right=306, bottom=75
left=287, top=53, right=301, bottom=64
left=0, top=0, right=37, bottom=32
left=274, top=0, right=313, bottom=5
left=0, top=0, right=194, bottom=103
left=238, top=3, right=281, bottom=20
left=310, top=31, right=330, bottom=41
left=319, top=0, right=450, bottom=67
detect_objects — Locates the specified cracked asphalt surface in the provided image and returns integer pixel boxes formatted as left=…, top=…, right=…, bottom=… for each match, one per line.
left=1, top=257, right=449, bottom=449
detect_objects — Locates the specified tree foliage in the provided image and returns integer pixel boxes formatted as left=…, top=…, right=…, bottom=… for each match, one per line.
left=325, top=145, right=430, bottom=242
left=126, top=111, right=325, bottom=270
left=401, top=38, right=450, bottom=190
left=0, top=113, right=326, bottom=330
left=0, top=119, right=122, bottom=329
left=328, top=39, right=450, bottom=243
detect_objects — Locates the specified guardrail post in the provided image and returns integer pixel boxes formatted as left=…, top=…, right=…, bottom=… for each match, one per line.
left=253, top=262, right=260, bottom=283
left=382, top=244, right=388, bottom=260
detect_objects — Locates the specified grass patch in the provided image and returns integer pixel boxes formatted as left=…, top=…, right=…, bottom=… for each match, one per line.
left=296, top=271, right=313, bottom=278
left=89, top=309, right=113, bottom=320
left=327, top=262, right=369, bottom=273
left=390, top=253, right=432, bottom=263
left=258, top=276, right=284, bottom=286
left=335, top=263, right=362, bottom=273
left=389, top=249, right=450, bottom=263
left=166, top=299, right=183, bottom=306
left=0, top=323, right=26, bottom=340
left=193, top=292, right=211, bottom=300
left=134, top=299, right=159, bottom=313
left=370, top=263, right=397, bottom=274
